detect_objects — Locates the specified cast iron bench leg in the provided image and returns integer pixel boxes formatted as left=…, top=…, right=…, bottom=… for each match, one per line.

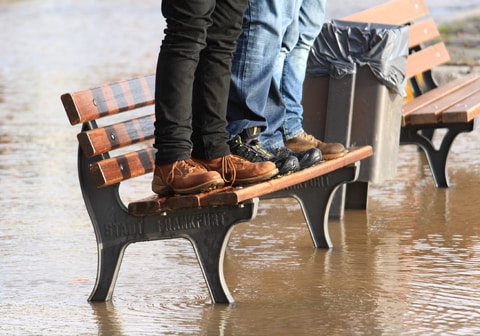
left=400, top=122, right=474, bottom=188
left=89, top=242, right=128, bottom=301
left=261, top=163, right=359, bottom=248
left=186, top=199, right=259, bottom=304
left=78, top=143, right=133, bottom=301
left=139, top=200, right=258, bottom=304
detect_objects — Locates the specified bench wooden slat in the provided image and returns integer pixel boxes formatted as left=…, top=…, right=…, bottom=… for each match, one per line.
left=407, top=79, right=480, bottom=125
left=343, top=0, right=429, bottom=25
left=406, top=43, right=450, bottom=79
left=408, top=18, right=440, bottom=48
left=78, top=114, right=155, bottom=157
left=344, top=8, right=438, bottom=50
left=61, top=75, right=155, bottom=125
left=128, top=146, right=374, bottom=215
left=443, top=88, right=480, bottom=123
left=403, top=74, right=480, bottom=125
left=90, top=147, right=155, bottom=187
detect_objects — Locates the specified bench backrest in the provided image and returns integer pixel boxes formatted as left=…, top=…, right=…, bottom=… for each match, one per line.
left=61, top=75, right=156, bottom=188
left=343, top=0, right=451, bottom=100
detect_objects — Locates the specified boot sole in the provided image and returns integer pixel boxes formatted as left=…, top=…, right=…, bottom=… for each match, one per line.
left=322, top=150, right=348, bottom=160
left=285, top=144, right=348, bottom=161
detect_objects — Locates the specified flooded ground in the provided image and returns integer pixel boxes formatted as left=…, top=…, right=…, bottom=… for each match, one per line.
left=1, top=0, right=480, bottom=335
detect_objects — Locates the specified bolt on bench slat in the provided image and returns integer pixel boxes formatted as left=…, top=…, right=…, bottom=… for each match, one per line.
left=78, top=114, right=155, bottom=157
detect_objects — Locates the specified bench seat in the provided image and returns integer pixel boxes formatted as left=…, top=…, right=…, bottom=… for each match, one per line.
left=403, top=74, right=480, bottom=126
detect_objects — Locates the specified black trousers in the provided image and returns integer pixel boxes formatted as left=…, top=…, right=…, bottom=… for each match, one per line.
left=154, top=0, right=248, bottom=165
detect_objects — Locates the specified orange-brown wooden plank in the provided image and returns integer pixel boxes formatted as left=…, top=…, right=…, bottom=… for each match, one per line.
left=406, top=43, right=450, bottom=79
left=90, top=147, right=155, bottom=187
left=342, top=0, right=429, bottom=25
left=442, top=77, right=480, bottom=123
left=61, top=74, right=155, bottom=125
left=403, top=74, right=480, bottom=125
left=204, top=146, right=373, bottom=206
left=408, top=79, right=480, bottom=125
left=408, top=18, right=440, bottom=48
left=78, top=114, right=155, bottom=157
left=342, top=0, right=438, bottom=49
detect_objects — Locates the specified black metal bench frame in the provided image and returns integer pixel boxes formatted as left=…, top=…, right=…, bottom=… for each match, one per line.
left=76, top=122, right=370, bottom=303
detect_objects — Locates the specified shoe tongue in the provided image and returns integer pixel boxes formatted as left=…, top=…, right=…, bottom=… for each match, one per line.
left=242, top=127, right=261, bottom=141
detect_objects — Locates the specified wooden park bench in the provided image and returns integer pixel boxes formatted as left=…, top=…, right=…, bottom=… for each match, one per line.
left=304, top=0, right=480, bottom=205
left=344, top=0, right=480, bottom=188
left=61, top=75, right=372, bottom=303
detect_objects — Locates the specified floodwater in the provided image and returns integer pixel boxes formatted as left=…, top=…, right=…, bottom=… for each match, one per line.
left=1, top=0, right=480, bottom=335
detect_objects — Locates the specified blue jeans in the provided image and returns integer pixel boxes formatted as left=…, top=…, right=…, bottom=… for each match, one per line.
left=227, top=0, right=296, bottom=150
left=227, top=0, right=326, bottom=151
left=279, top=0, right=327, bottom=141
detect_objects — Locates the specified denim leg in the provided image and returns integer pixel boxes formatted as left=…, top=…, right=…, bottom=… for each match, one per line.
left=154, top=0, right=214, bottom=165
left=191, top=0, right=248, bottom=160
left=281, top=0, right=327, bottom=140
left=227, top=0, right=295, bottom=149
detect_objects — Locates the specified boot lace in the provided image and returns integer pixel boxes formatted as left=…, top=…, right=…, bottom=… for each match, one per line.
left=219, top=155, right=237, bottom=185
left=166, top=160, right=199, bottom=185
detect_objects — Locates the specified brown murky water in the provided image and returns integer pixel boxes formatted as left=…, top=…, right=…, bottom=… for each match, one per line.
left=1, top=0, right=480, bottom=335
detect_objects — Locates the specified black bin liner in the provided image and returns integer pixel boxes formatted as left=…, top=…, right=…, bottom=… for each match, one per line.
left=307, top=19, right=409, bottom=96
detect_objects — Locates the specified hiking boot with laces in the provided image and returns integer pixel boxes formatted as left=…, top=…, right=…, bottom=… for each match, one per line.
left=228, top=127, right=299, bottom=175
left=271, top=146, right=322, bottom=171
left=193, top=154, right=278, bottom=186
left=285, top=132, right=347, bottom=160
left=152, top=159, right=224, bottom=196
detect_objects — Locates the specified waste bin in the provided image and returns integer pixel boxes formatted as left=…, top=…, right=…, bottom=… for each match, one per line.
left=303, top=19, right=409, bottom=183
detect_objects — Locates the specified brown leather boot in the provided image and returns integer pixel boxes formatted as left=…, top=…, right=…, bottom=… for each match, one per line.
left=193, top=154, right=278, bottom=185
left=152, top=159, right=224, bottom=196
left=285, top=132, right=347, bottom=160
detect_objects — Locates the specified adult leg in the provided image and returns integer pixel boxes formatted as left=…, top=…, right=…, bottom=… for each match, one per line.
left=154, top=0, right=214, bottom=165
left=226, top=0, right=294, bottom=139
left=281, top=0, right=347, bottom=159
left=190, top=0, right=279, bottom=185
left=281, top=0, right=326, bottom=140
left=191, top=0, right=248, bottom=160
left=226, top=0, right=321, bottom=173
left=152, top=0, right=224, bottom=195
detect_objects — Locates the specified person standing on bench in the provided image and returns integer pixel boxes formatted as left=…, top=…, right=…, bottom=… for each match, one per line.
left=152, top=0, right=279, bottom=196
left=226, top=0, right=347, bottom=175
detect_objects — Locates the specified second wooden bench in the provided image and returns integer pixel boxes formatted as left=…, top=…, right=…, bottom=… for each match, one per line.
left=304, top=0, right=480, bottom=198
